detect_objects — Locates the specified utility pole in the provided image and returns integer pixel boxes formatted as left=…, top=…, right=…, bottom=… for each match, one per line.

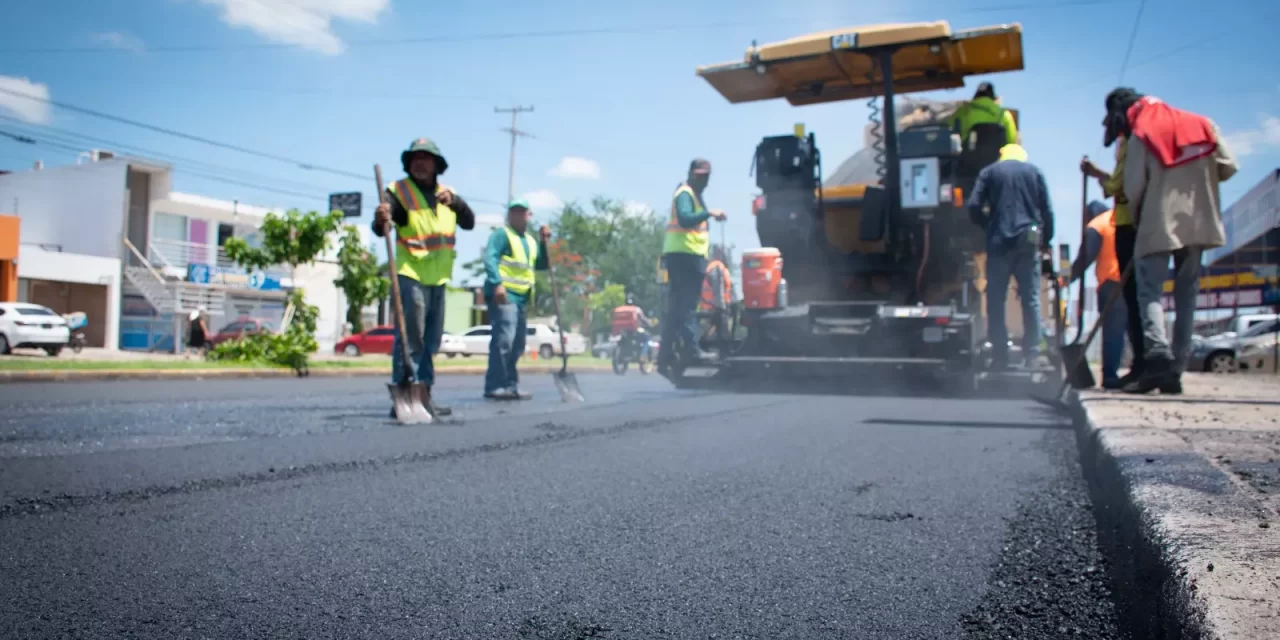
left=495, top=105, right=535, bottom=205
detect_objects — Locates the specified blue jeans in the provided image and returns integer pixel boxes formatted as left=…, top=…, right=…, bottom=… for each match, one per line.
left=485, top=300, right=528, bottom=394
left=1136, top=247, right=1202, bottom=373
left=985, top=240, right=1043, bottom=361
left=391, top=275, right=445, bottom=386
left=1097, top=280, right=1128, bottom=383
left=660, top=253, right=706, bottom=361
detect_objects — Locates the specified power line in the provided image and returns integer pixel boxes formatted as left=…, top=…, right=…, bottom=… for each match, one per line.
left=1115, top=0, right=1148, bottom=84
left=495, top=106, right=535, bottom=205
left=0, top=0, right=1116, bottom=55
left=0, top=85, right=369, bottom=182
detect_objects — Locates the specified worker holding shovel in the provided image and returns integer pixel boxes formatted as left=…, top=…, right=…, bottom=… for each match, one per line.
left=373, top=138, right=477, bottom=418
left=482, top=199, right=551, bottom=400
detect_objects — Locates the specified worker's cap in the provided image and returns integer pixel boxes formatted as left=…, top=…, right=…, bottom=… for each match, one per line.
left=974, top=82, right=996, bottom=99
left=507, top=198, right=531, bottom=211
left=401, top=137, right=448, bottom=174
left=689, top=158, right=712, bottom=175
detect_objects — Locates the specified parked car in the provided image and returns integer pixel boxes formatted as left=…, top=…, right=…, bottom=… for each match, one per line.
left=0, top=302, right=71, bottom=356
left=207, top=317, right=275, bottom=348
left=439, top=332, right=467, bottom=358
left=1238, top=332, right=1278, bottom=373
left=335, top=325, right=396, bottom=356
left=456, top=323, right=586, bottom=358
left=1188, top=318, right=1280, bottom=373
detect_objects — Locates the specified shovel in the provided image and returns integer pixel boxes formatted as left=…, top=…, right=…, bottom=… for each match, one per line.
left=374, top=164, right=433, bottom=425
left=545, top=238, right=584, bottom=403
left=1034, top=259, right=1133, bottom=413
left=1060, top=171, right=1097, bottom=389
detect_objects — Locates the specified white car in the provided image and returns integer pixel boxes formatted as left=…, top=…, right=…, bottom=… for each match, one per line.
left=0, top=302, right=71, bottom=356
left=438, top=332, right=468, bottom=358
left=457, top=323, right=586, bottom=358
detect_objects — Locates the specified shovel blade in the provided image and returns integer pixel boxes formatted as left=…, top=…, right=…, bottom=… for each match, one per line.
left=553, top=371, right=585, bottom=403
left=387, top=381, right=434, bottom=424
left=1060, top=343, right=1096, bottom=390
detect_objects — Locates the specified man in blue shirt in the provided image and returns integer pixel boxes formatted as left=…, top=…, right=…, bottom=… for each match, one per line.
left=482, top=199, right=550, bottom=400
left=967, top=143, right=1055, bottom=368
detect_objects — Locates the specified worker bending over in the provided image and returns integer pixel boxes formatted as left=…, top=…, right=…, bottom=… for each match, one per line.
left=1068, top=201, right=1127, bottom=388
left=700, top=246, right=733, bottom=349
left=967, top=143, right=1055, bottom=369
left=949, top=82, right=1019, bottom=146
left=658, top=158, right=727, bottom=371
left=482, top=199, right=550, bottom=400
left=374, top=137, right=476, bottom=417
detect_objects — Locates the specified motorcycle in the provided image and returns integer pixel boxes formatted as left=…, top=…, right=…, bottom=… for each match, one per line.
left=63, top=311, right=88, bottom=354
left=612, top=331, right=655, bottom=375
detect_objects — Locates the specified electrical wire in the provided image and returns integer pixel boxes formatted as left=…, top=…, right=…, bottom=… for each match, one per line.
left=1115, top=0, right=1149, bottom=84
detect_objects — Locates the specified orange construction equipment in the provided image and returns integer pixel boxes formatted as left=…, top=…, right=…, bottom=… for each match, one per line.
left=741, top=248, right=783, bottom=310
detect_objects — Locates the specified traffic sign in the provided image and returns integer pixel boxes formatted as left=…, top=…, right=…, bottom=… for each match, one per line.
left=329, top=192, right=362, bottom=218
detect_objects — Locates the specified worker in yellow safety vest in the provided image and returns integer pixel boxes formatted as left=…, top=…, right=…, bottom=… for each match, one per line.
left=659, top=158, right=727, bottom=370
left=482, top=199, right=550, bottom=401
left=373, top=137, right=477, bottom=417
left=949, top=82, right=1019, bottom=146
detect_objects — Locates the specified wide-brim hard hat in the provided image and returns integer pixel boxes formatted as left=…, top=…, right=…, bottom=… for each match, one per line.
left=401, top=137, right=448, bottom=175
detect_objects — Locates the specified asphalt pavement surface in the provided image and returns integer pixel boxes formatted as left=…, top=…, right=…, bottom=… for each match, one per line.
left=0, top=371, right=1124, bottom=639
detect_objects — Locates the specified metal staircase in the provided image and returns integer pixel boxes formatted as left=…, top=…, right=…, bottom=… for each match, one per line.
left=122, top=238, right=227, bottom=315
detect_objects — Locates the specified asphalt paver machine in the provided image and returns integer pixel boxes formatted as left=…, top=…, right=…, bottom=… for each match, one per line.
left=665, top=20, right=1050, bottom=391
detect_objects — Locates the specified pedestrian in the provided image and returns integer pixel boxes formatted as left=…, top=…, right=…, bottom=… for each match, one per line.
left=373, top=137, right=477, bottom=417
left=482, top=199, right=550, bottom=401
left=186, top=307, right=209, bottom=359
left=1068, top=201, right=1127, bottom=388
left=1107, top=89, right=1239, bottom=394
left=659, top=158, right=727, bottom=371
left=1081, top=131, right=1144, bottom=387
left=699, top=245, right=733, bottom=349
left=966, top=143, right=1055, bottom=368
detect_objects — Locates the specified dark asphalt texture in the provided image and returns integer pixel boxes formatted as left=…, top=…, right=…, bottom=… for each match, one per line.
left=0, top=372, right=1124, bottom=639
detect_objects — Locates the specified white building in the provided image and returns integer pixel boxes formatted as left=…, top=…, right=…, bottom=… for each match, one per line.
left=0, top=151, right=346, bottom=353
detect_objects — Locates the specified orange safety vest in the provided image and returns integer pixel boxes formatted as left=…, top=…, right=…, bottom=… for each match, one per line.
left=1088, top=210, right=1120, bottom=284
left=700, top=260, right=732, bottom=311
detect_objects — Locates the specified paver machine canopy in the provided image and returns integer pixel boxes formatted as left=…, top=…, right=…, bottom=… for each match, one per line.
left=678, top=21, right=1028, bottom=388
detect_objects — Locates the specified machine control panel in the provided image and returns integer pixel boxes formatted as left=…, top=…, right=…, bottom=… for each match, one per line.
left=899, top=156, right=940, bottom=209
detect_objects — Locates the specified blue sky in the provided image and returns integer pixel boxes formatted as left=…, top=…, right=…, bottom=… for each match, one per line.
left=1, top=0, right=1277, bottom=283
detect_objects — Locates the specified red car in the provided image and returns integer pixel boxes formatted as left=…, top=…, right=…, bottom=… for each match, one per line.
left=207, top=317, right=275, bottom=347
left=334, top=325, right=397, bottom=356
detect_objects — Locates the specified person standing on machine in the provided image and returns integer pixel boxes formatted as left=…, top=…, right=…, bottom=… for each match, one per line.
left=1068, top=200, right=1127, bottom=388
left=967, top=143, right=1055, bottom=369
left=659, top=158, right=727, bottom=371
left=700, top=245, right=733, bottom=348
left=949, top=82, right=1020, bottom=146
left=482, top=199, right=550, bottom=401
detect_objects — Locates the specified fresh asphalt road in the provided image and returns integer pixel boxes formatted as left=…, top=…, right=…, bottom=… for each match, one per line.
left=0, top=372, right=1124, bottom=639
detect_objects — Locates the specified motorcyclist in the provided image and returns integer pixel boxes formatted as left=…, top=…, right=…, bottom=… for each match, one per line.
left=611, top=294, right=653, bottom=360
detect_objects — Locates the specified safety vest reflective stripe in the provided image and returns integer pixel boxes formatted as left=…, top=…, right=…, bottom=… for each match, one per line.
left=498, top=226, right=537, bottom=295
left=388, top=177, right=458, bottom=286
left=396, top=234, right=456, bottom=250
left=392, top=179, right=425, bottom=211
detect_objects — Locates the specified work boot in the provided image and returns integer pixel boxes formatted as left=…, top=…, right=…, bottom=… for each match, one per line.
left=1101, top=377, right=1124, bottom=390
left=1122, top=357, right=1175, bottom=395
left=425, top=389, right=452, bottom=417
left=1160, top=375, right=1183, bottom=395
left=484, top=389, right=519, bottom=401
left=509, top=387, right=532, bottom=400
left=1115, top=367, right=1143, bottom=388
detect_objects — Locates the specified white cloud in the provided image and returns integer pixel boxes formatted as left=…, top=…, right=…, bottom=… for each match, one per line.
left=91, top=31, right=146, bottom=53
left=523, top=189, right=563, bottom=212
left=1222, top=114, right=1280, bottom=158
left=548, top=156, right=601, bottom=180
left=0, top=76, right=52, bottom=125
left=198, top=0, right=388, bottom=55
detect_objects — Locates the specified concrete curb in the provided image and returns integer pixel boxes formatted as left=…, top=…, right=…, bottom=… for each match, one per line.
left=0, top=364, right=612, bottom=383
left=1072, top=390, right=1278, bottom=640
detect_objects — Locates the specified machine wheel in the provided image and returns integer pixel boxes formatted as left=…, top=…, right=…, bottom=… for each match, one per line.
left=539, top=344, right=555, bottom=360
left=1205, top=351, right=1236, bottom=373
left=343, top=344, right=361, bottom=357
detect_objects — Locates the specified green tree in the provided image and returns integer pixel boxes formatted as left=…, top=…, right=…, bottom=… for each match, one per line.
left=546, top=197, right=665, bottom=316
left=586, top=283, right=627, bottom=335
left=212, top=208, right=343, bottom=374
left=333, top=227, right=390, bottom=334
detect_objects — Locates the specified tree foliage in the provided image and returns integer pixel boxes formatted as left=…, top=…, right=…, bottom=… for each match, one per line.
left=213, top=209, right=340, bottom=374
left=333, top=227, right=390, bottom=334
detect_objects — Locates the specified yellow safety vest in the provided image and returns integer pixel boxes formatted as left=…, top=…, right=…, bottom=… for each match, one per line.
left=498, top=225, right=537, bottom=297
left=389, top=178, right=458, bottom=286
left=662, top=183, right=709, bottom=257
